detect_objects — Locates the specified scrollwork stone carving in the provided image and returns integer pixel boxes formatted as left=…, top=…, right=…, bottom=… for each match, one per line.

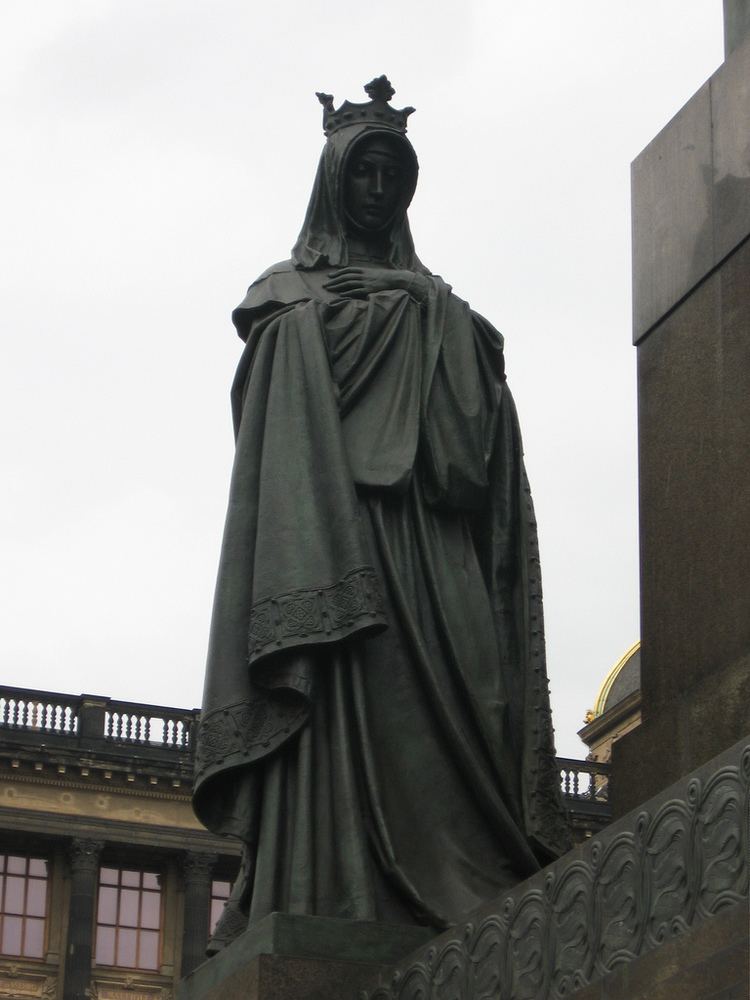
left=363, top=739, right=750, bottom=1000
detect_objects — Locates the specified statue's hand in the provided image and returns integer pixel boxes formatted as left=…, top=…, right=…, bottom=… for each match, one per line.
left=324, top=267, right=428, bottom=301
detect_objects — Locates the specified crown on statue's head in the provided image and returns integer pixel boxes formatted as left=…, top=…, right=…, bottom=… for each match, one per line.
left=316, top=76, right=415, bottom=137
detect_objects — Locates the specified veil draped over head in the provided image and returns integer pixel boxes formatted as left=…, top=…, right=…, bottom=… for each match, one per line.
left=291, top=123, right=428, bottom=272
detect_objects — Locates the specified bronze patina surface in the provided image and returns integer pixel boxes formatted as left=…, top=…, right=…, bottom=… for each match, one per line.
left=193, top=77, right=569, bottom=948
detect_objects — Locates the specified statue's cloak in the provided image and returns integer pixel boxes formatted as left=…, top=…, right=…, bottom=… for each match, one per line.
left=194, top=124, right=570, bottom=930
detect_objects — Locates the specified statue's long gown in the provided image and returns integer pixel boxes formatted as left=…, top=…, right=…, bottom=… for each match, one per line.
left=193, top=124, right=570, bottom=936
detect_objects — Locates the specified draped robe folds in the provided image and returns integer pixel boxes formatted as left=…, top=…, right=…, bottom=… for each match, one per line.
left=193, top=260, right=571, bottom=931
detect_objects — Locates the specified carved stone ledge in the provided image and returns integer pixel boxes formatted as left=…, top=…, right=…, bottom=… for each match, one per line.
left=362, top=736, right=750, bottom=1000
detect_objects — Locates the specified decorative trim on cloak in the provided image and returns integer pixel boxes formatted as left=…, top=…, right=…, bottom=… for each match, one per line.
left=519, top=470, right=572, bottom=860
left=247, top=566, right=386, bottom=663
left=194, top=697, right=309, bottom=781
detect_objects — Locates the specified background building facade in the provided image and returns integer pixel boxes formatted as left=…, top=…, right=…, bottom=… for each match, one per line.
left=0, top=687, right=239, bottom=1000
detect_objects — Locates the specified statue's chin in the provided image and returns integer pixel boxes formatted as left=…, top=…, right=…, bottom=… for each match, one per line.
left=345, top=208, right=399, bottom=236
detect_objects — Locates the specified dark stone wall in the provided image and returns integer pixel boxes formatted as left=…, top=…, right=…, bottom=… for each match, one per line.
left=568, top=903, right=748, bottom=1000
left=724, top=0, right=750, bottom=56
left=615, top=238, right=750, bottom=814
left=614, top=33, right=750, bottom=815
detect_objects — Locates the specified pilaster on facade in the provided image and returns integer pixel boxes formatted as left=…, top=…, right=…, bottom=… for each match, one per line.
left=180, top=854, right=217, bottom=977
left=64, top=839, right=104, bottom=1000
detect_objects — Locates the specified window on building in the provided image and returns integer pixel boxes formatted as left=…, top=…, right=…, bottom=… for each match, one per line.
left=209, top=879, right=231, bottom=935
left=0, top=854, right=48, bottom=959
left=95, top=867, right=162, bottom=970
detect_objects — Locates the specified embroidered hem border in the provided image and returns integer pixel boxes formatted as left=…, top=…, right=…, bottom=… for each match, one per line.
left=247, top=566, right=386, bottom=662
left=194, top=697, right=309, bottom=780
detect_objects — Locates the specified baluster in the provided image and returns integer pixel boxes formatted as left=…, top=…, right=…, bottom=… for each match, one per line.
left=166, top=719, right=175, bottom=747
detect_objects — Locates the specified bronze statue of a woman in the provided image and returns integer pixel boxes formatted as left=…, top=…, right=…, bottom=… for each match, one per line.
left=193, top=76, right=570, bottom=948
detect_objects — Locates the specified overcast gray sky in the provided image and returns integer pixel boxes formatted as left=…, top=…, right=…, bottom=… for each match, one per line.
left=1, top=2, right=724, bottom=757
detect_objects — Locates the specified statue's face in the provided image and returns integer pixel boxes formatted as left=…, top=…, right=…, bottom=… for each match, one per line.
left=344, top=135, right=407, bottom=232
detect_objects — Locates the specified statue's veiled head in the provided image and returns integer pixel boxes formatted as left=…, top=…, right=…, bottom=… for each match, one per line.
left=343, top=132, right=416, bottom=234
left=292, top=77, right=424, bottom=271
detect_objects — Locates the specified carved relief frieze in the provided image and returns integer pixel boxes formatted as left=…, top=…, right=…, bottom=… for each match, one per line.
left=0, top=966, right=56, bottom=999
left=364, top=742, right=750, bottom=1000
left=87, top=976, right=172, bottom=1000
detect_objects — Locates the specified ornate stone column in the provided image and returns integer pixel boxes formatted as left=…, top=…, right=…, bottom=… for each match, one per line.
left=63, top=838, right=104, bottom=1000
left=180, top=852, right=216, bottom=977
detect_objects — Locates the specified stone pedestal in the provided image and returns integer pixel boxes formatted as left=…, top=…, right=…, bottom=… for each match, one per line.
left=613, top=29, right=750, bottom=817
left=178, top=913, right=433, bottom=1000
left=724, top=0, right=750, bottom=56
left=568, top=904, right=748, bottom=1000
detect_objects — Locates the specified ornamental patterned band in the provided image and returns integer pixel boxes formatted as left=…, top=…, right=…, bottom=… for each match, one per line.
left=247, top=566, right=385, bottom=662
left=363, top=740, right=750, bottom=1000
left=194, top=697, right=309, bottom=779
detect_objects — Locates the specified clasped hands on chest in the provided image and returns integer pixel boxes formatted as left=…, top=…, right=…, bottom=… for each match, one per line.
left=324, top=267, right=428, bottom=302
